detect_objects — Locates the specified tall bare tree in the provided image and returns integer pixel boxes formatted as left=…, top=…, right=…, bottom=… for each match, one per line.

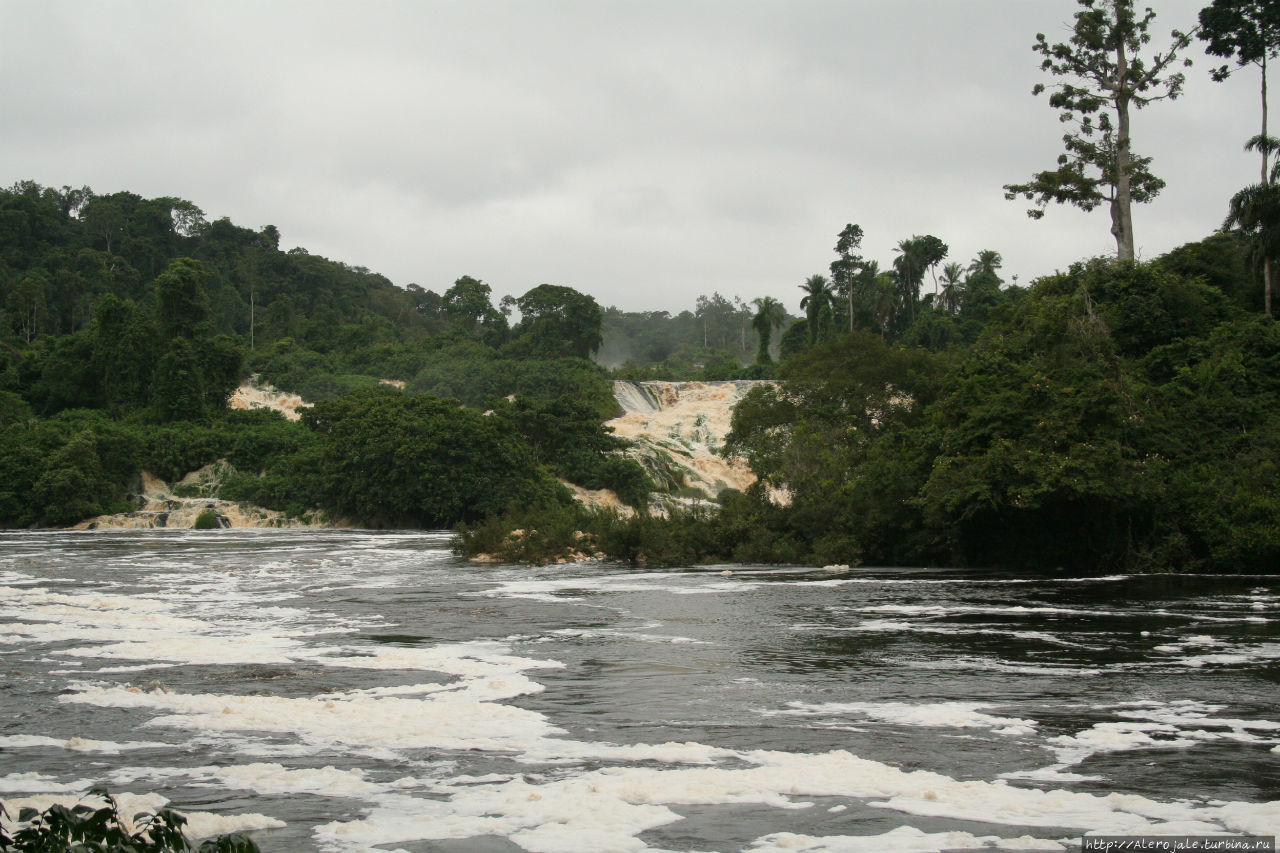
left=1005, top=0, right=1195, bottom=260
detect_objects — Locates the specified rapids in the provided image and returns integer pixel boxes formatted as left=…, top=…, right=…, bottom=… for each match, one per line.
left=1, top=530, right=1277, bottom=851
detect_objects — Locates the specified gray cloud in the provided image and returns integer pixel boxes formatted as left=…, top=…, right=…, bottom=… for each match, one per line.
left=0, top=0, right=1256, bottom=312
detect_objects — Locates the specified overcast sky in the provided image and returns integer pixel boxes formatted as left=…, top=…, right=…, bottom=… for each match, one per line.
left=1, top=1, right=1262, bottom=313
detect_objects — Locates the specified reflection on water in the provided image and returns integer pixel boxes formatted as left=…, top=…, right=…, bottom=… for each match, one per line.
left=1, top=530, right=1278, bottom=851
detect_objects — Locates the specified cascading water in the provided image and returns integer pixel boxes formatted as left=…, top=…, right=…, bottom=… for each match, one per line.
left=612, top=380, right=664, bottom=415
left=605, top=380, right=770, bottom=510
left=227, top=375, right=310, bottom=422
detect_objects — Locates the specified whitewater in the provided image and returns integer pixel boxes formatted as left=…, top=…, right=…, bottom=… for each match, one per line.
left=1, top=530, right=1277, bottom=851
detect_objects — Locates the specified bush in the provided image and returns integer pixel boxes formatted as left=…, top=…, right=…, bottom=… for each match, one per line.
left=0, top=785, right=262, bottom=852
left=193, top=509, right=222, bottom=529
left=303, top=388, right=569, bottom=527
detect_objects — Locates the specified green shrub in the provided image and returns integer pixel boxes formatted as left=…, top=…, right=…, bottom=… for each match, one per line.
left=193, top=509, right=222, bottom=529
left=0, top=785, right=262, bottom=851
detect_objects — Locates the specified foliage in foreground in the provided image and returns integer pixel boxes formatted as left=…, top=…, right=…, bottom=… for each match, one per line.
left=0, top=786, right=260, bottom=852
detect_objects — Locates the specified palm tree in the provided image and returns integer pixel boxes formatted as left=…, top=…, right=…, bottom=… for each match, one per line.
left=750, top=296, right=786, bottom=365
left=847, top=259, right=880, bottom=329
left=798, top=274, right=833, bottom=346
left=968, top=249, right=1003, bottom=280
left=868, top=271, right=897, bottom=337
left=1237, top=134, right=1280, bottom=314
left=893, top=242, right=925, bottom=324
left=1225, top=172, right=1280, bottom=315
left=893, top=236, right=946, bottom=323
left=938, top=262, right=965, bottom=313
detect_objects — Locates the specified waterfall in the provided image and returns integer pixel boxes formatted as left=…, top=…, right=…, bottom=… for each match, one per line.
left=611, top=381, right=663, bottom=414
left=604, top=380, right=774, bottom=510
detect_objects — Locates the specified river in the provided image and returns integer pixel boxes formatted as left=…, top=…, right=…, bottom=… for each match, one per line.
left=2, top=530, right=1278, bottom=851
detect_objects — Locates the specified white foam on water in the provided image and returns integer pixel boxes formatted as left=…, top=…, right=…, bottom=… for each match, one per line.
left=837, top=602, right=1164, bottom=620
left=66, top=674, right=745, bottom=773
left=66, top=671, right=1267, bottom=850
left=1154, top=636, right=1280, bottom=669
left=1045, top=721, right=1186, bottom=767
left=311, top=747, right=1279, bottom=852
left=807, top=618, right=920, bottom=633
left=4, top=566, right=564, bottom=695
left=1153, top=635, right=1220, bottom=652
left=747, top=826, right=1067, bottom=852
left=1005, top=699, right=1280, bottom=782
left=0, top=582, right=317, bottom=667
left=850, top=604, right=952, bottom=616
left=113, top=762, right=409, bottom=800
left=180, top=811, right=287, bottom=841
left=1000, top=767, right=1104, bottom=784
left=184, top=734, right=325, bottom=760
left=798, top=619, right=1098, bottom=650
left=906, top=657, right=1106, bottom=677
left=473, top=572, right=768, bottom=603
left=63, top=644, right=1279, bottom=850
left=0, top=734, right=170, bottom=753
left=549, top=627, right=711, bottom=645
left=763, top=701, right=1038, bottom=737
left=59, top=633, right=312, bottom=665
left=474, top=570, right=1138, bottom=607
left=210, top=763, right=427, bottom=799
left=62, top=682, right=565, bottom=754
left=0, top=772, right=95, bottom=793
left=1115, top=700, right=1280, bottom=734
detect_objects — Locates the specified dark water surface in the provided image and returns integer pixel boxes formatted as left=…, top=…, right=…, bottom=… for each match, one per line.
left=2, top=530, right=1278, bottom=851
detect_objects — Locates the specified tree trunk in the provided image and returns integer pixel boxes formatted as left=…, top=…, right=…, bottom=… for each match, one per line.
left=1112, top=42, right=1136, bottom=261
left=1265, top=258, right=1273, bottom=317
left=1263, top=53, right=1272, bottom=315
left=1263, top=53, right=1270, bottom=186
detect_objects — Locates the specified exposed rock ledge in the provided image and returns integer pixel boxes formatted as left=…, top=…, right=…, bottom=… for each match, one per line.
left=73, top=467, right=326, bottom=530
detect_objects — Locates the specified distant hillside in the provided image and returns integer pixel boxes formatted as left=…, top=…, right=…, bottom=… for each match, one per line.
left=0, top=180, right=658, bottom=529
left=0, top=180, right=440, bottom=352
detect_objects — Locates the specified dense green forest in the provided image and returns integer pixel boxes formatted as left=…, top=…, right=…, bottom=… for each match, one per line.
left=1, top=171, right=1274, bottom=570
left=0, top=180, right=655, bottom=527
left=5, top=0, right=1280, bottom=573
left=462, top=229, right=1276, bottom=573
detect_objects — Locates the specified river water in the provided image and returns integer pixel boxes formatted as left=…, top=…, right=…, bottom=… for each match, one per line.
left=2, top=530, right=1278, bottom=852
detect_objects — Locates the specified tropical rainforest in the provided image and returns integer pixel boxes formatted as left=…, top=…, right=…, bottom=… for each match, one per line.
left=3, top=0, right=1279, bottom=574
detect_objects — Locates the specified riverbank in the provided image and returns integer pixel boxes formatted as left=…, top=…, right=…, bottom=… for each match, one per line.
left=74, top=463, right=327, bottom=530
